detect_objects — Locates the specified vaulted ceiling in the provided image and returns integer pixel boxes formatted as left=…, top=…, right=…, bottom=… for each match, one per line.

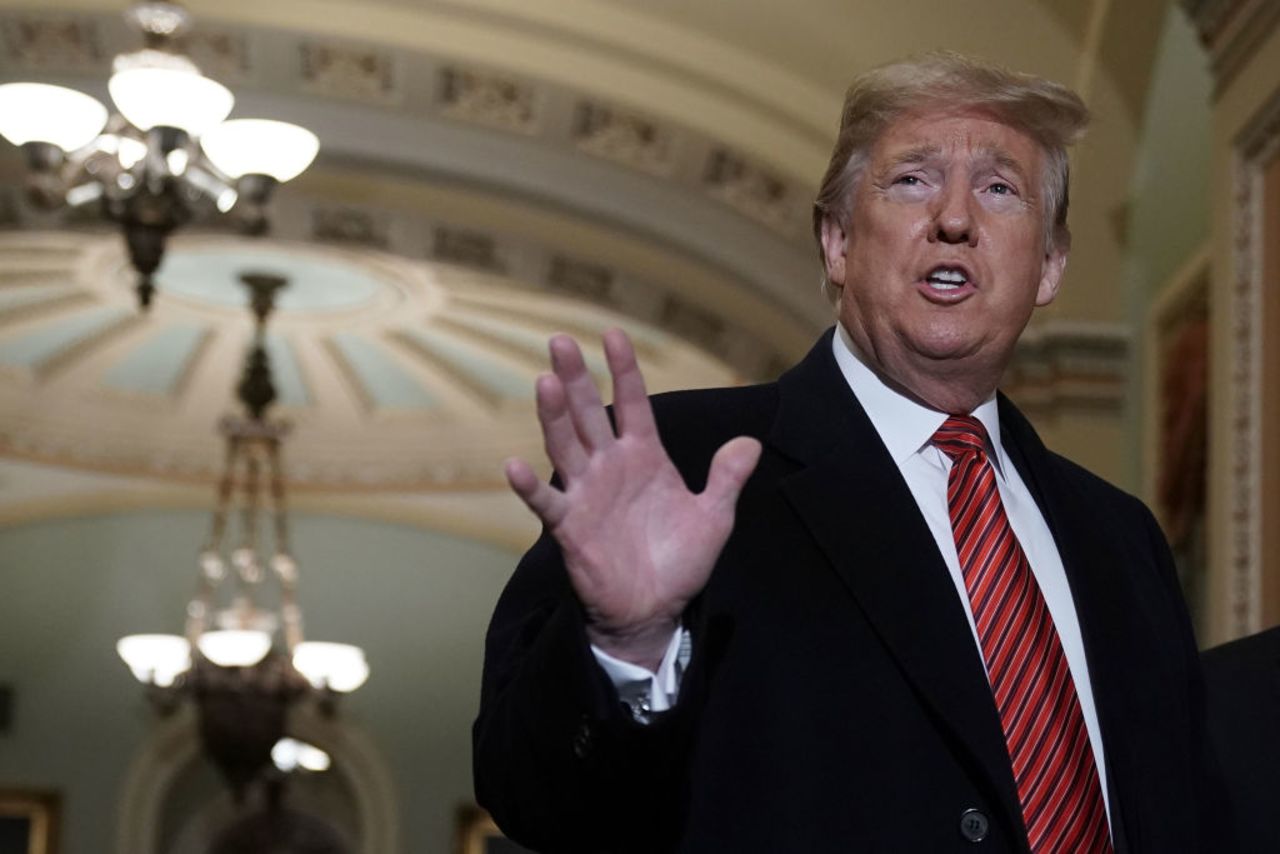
left=0, top=0, right=1176, bottom=541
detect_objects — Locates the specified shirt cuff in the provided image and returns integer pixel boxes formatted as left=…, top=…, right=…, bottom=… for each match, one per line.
left=591, top=626, right=691, bottom=723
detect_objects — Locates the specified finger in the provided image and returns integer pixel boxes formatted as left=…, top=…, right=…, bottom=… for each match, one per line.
left=505, top=457, right=568, bottom=526
left=603, top=328, right=657, bottom=440
left=701, top=436, right=763, bottom=516
left=535, top=373, right=588, bottom=477
left=550, top=334, right=614, bottom=451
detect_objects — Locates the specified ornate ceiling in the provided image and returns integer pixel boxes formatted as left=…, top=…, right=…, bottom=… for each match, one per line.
left=0, top=0, right=1167, bottom=539
left=0, top=230, right=741, bottom=487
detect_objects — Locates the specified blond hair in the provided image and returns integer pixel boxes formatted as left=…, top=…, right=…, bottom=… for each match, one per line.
left=813, top=52, right=1089, bottom=300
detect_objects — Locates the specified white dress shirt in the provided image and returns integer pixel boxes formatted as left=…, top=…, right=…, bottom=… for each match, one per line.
left=593, top=325, right=1110, bottom=819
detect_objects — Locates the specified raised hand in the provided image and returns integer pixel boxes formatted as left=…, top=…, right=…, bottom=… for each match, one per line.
left=505, top=329, right=762, bottom=671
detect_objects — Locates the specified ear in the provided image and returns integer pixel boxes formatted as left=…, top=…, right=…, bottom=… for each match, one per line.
left=820, top=214, right=849, bottom=288
left=1035, top=245, right=1067, bottom=307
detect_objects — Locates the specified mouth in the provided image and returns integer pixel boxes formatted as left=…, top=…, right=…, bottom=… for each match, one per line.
left=918, top=264, right=976, bottom=302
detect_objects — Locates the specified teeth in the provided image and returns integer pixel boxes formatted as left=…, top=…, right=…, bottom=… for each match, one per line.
left=927, top=268, right=966, bottom=284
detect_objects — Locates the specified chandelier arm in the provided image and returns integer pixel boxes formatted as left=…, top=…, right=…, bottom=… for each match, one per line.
left=267, top=435, right=305, bottom=651
left=268, top=435, right=291, bottom=558
left=188, top=430, right=239, bottom=647
left=203, top=431, right=239, bottom=553
left=237, top=439, right=263, bottom=584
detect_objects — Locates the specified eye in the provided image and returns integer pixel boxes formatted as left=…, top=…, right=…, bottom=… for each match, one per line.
left=986, top=181, right=1016, bottom=196
left=894, top=174, right=922, bottom=186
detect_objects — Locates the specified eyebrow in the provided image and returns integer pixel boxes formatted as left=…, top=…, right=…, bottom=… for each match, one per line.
left=881, top=143, right=1031, bottom=185
left=981, top=148, right=1029, bottom=183
left=886, top=144, right=942, bottom=168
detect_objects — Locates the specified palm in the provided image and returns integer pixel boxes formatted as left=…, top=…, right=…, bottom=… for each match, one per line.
left=505, top=331, right=760, bottom=667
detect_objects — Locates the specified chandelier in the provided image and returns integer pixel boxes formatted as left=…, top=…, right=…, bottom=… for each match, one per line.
left=0, top=1, right=319, bottom=310
left=116, top=272, right=368, bottom=799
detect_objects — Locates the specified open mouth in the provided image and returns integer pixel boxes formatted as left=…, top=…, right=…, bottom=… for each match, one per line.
left=924, top=265, right=972, bottom=290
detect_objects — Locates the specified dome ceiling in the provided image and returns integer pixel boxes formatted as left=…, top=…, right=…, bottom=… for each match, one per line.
left=0, top=231, right=740, bottom=490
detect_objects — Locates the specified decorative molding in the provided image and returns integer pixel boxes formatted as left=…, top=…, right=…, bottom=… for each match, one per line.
left=1222, top=90, right=1280, bottom=636
left=572, top=101, right=677, bottom=177
left=438, top=66, right=539, bottom=134
left=546, top=254, right=613, bottom=304
left=703, top=148, right=799, bottom=235
left=1, top=14, right=102, bottom=71
left=1179, top=0, right=1280, bottom=95
left=660, top=293, right=727, bottom=353
left=1002, top=322, right=1131, bottom=415
left=0, top=231, right=760, bottom=490
left=184, top=29, right=252, bottom=84
left=299, top=41, right=398, bottom=103
left=0, top=8, right=813, bottom=244
left=432, top=226, right=505, bottom=273
left=311, top=206, right=391, bottom=250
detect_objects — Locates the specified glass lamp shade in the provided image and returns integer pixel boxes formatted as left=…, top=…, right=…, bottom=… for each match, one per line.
left=200, top=119, right=319, bottom=182
left=198, top=629, right=272, bottom=667
left=117, top=634, right=191, bottom=687
left=271, top=737, right=331, bottom=773
left=0, top=83, right=108, bottom=151
left=108, top=67, right=233, bottom=135
left=292, top=641, right=369, bottom=693
left=96, top=134, right=148, bottom=169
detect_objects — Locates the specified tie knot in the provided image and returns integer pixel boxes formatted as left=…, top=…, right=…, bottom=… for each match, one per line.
left=932, top=415, right=990, bottom=462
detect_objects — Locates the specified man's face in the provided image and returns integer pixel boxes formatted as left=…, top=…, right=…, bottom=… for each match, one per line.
left=822, top=108, right=1066, bottom=412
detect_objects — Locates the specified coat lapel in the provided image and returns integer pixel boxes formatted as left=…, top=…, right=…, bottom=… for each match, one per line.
left=770, top=331, right=1028, bottom=847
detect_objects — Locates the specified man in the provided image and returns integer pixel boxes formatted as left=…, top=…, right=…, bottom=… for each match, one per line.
left=474, top=53, right=1227, bottom=853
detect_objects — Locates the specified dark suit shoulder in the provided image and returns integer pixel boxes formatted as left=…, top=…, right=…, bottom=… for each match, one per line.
left=645, top=382, right=778, bottom=486
left=648, top=382, right=778, bottom=436
left=999, top=395, right=1154, bottom=524
left=1043, top=449, right=1151, bottom=516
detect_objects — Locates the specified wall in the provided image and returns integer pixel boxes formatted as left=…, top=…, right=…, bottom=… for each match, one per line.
left=1124, top=6, right=1213, bottom=494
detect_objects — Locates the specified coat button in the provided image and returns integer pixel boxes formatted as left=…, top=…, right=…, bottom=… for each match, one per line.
left=572, top=719, right=594, bottom=759
left=959, top=808, right=989, bottom=843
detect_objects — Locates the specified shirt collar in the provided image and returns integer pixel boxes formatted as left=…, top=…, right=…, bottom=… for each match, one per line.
left=831, top=323, right=1003, bottom=470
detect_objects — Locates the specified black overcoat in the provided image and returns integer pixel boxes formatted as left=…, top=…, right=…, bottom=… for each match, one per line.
left=474, top=329, right=1228, bottom=853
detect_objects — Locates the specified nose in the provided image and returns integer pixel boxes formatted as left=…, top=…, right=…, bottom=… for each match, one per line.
left=929, top=181, right=977, bottom=246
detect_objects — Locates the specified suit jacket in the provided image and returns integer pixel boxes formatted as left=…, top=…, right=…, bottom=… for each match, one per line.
left=1202, top=626, right=1280, bottom=852
left=474, top=329, right=1227, bottom=853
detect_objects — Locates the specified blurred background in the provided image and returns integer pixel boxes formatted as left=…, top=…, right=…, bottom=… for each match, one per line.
left=0, top=0, right=1276, bottom=851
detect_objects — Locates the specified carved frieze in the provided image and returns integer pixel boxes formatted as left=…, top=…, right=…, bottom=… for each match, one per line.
left=184, top=29, right=252, bottom=84
left=2, top=16, right=102, bottom=71
left=439, top=67, right=538, bottom=134
left=312, top=207, right=390, bottom=249
left=703, top=148, right=798, bottom=235
left=299, top=41, right=398, bottom=103
left=433, top=226, right=505, bottom=272
left=572, top=102, right=677, bottom=176
left=546, top=255, right=613, bottom=304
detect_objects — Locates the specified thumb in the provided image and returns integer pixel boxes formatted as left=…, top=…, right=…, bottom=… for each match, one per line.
left=702, top=436, right=762, bottom=515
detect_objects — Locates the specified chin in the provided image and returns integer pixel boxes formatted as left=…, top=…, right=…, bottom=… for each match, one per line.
left=907, top=335, right=982, bottom=363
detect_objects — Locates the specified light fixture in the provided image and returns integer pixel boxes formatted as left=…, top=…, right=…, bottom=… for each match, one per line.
left=271, top=738, right=332, bottom=773
left=0, top=1, right=319, bottom=310
left=117, top=272, right=367, bottom=800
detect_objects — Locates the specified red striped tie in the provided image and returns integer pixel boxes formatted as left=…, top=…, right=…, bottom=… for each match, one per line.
left=933, top=416, right=1112, bottom=853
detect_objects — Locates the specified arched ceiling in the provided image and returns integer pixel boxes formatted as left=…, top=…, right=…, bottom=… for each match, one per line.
left=0, top=0, right=1175, bottom=541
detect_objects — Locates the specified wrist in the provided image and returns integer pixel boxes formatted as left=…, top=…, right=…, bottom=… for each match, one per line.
left=586, top=617, right=680, bottom=673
